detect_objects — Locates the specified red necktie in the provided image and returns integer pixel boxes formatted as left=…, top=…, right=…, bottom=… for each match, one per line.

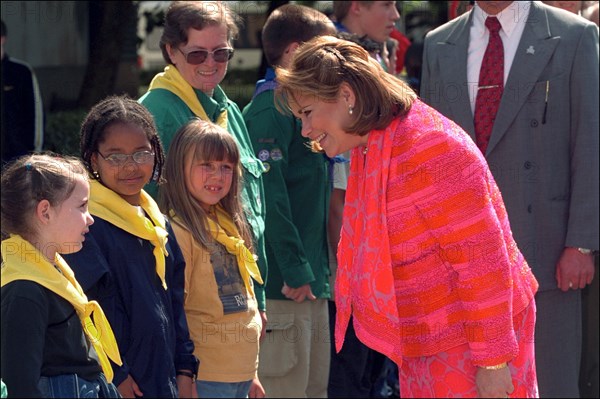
left=474, top=17, right=504, bottom=154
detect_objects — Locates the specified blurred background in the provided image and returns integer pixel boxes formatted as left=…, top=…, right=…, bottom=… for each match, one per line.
left=0, top=0, right=448, bottom=155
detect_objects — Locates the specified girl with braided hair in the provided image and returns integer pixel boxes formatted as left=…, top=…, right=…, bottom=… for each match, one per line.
left=64, top=95, right=198, bottom=397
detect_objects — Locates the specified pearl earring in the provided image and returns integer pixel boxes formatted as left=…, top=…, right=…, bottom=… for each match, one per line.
left=349, top=105, right=354, bottom=115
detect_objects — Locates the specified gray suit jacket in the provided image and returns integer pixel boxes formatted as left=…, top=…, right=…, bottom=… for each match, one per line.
left=421, top=1, right=599, bottom=291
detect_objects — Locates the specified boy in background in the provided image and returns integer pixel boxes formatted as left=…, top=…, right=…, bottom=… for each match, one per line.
left=243, top=5, right=336, bottom=397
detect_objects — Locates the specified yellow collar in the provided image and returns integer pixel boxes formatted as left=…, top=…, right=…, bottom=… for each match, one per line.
left=148, top=65, right=227, bottom=129
left=89, top=180, right=169, bottom=289
left=1, top=235, right=122, bottom=382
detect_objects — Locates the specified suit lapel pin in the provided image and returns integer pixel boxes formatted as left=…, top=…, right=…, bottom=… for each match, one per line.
left=526, top=45, right=535, bottom=55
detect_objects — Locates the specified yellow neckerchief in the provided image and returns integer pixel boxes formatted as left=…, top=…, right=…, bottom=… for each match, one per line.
left=89, top=180, right=169, bottom=290
left=1, top=235, right=122, bottom=383
left=148, top=65, right=228, bottom=129
left=170, top=205, right=263, bottom=297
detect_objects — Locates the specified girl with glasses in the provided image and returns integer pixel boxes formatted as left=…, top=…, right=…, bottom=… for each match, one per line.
left=159, top=118, right=265, bottom=398
left=63, top=95, right=199, bottom=398
left=139, top=2, right=269, bottom=384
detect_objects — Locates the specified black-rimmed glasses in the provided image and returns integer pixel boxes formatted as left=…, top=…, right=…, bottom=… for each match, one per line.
left=177, top=47, right=234, bottom=65
left=97, top=150, right=154, bottom=166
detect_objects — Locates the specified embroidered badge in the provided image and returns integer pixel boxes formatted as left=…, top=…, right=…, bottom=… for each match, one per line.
left=262, top=162, right=271, bottom=173
left=526, top=45, right=535, bottom=55
left=270, top=148, right=283, bottom=161
left=258, top=149, right=270, bottom=161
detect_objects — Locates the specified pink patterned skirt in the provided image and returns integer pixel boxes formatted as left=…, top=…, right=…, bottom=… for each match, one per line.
left=399, top=300, right=538, bottom=398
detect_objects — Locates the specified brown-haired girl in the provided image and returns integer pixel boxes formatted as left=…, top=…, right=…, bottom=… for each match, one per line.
left=1, top=153, right=121, bottom=397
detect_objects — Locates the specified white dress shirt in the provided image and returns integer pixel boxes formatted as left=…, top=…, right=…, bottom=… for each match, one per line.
left=467, top=1, right=532, bottom=114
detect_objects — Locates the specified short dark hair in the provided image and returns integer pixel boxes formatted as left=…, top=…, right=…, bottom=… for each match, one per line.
left=261, top=4, right=335, bottom=67
left=160, top=1, right=241, bottom=65
left=332, top=1, right=373, bottom=23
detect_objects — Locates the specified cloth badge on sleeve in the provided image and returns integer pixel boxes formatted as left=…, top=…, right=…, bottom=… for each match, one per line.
left=258, top=149, right=270, bottom=161
left=262, top=162, right=271, bottom=173
left=270, top=148, right=283, bottom=161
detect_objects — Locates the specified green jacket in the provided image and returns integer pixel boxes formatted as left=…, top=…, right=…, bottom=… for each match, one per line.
left=139, top=85, right=268, bottom=310
left=243, top=86, right=330, bottom=300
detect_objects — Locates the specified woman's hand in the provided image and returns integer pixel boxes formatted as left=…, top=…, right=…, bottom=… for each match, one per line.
left=118, top=374, right=143, bottom=398
left=475, top=366, right=514, bottom=398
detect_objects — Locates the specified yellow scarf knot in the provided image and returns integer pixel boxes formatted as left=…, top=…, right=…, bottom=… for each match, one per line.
left=207, top=206, right=263, bottom=297
left=148, top=65, right=227, bottom=129
left=172, top=206, right=263, bottom=297
left=89, top=180, right=169, bottom=289
left=1, top=235, right=122, bottom=383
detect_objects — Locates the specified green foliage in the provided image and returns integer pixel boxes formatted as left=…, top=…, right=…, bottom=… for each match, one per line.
left=222, top=83, right=256, bottom=109
left=141, top=7, right=165, bottom=36
left=222, top=68, right=260, bottom=108
left=43, top=109, right=87, bottom=157
left=222, top=69, right=261, bottom=86
left=139, top=68, right=162, bottom=87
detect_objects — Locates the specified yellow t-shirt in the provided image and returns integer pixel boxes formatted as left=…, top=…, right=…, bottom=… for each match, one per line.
left=171, top=223, right=261, bottom=382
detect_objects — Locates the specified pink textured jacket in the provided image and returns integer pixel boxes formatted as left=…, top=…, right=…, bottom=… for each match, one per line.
left=335, top=100, right=538, bottom=367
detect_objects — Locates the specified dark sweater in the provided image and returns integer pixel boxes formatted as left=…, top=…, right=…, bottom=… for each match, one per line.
left=1, top=280, right=101, bottom=397
left=64, top=217, right=197, bottom=397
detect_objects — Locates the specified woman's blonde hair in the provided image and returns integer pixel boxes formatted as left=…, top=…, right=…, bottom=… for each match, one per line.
left=159, top=119, right=253, bottom=253
left=275, top=35, right=417, bottom=136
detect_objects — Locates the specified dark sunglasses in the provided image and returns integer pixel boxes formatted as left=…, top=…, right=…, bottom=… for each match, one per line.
left=177, top=47, right=234, bottom=65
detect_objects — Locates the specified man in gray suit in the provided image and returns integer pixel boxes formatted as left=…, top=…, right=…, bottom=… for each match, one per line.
left=420, top=1, right=598, bottom=397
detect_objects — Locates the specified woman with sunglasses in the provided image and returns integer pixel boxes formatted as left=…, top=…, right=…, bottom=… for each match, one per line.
left=139, top=3, right=268, bottom=396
